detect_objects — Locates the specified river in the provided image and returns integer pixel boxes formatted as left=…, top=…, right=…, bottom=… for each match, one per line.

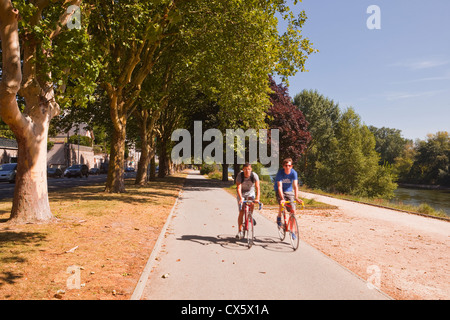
left=392, top=187, right=450, bottom=217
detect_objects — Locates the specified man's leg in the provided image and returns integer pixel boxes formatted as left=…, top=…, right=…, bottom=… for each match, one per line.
left=285, top=192, right=296, bottom=214
left=276, top=192, right=283, bottom=226
left=238, top=209, right=244, bottom=232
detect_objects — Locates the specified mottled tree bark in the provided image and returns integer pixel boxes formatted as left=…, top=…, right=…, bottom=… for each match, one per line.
left=0, top=1, right=56, bottom=223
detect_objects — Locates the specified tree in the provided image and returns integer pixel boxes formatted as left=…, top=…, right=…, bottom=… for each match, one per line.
left=368, top=126, right=409, bottom=165
left=266, top=76, right=310, bottom=164
left=0, top=0, right=99, bottom=223
left=294, top=90, right=396, bottom=198
left=293, top=89, right=340, bottom=187
left=332, top=108, right=396, bottom=198
left=408, top=132, right=450, bottom=185
left=89, top=0, right=316, bottom=189
left=392, top=141, right=416, bottom=182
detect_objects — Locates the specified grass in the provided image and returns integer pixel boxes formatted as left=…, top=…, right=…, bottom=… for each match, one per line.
left=300, top=186, right=449, bottom=219
left=205, top=169, right=448, bottom=219
left=0, top=173, right=186, bottom=300
left=205, top=170, right=336, bottom=210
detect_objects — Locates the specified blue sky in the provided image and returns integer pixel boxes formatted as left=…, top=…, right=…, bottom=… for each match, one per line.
left=279, top=0, right=450, bottom=140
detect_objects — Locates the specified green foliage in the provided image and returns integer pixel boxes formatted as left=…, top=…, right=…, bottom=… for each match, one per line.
left=13, top=1, right=101, bottom=111
left=259, top=180, right=277, bottom=205
left=0, top=120, right=15, bottom=139
left=47, top=141, right=54, bottom=151
left=407, top=132, right=450, bottom=186
left=68, top=135, right=92, bottom=147
left=368, top=126, right=410, bottom=165
left=200, top=164, right=217, bottom=175
left=207, top=171, right=222, bottom=180
left=392, top=141, right=417, bottom=182
left=294, top=90, right=397, bottom=198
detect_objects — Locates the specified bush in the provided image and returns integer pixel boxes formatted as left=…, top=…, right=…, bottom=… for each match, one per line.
left=200, top=164, right=216, bottom=175
left=207, top=171, right=222, bottom=180
left=259, top=180, right=277, bottom=205
left=69, top=135, right=92, bottom=147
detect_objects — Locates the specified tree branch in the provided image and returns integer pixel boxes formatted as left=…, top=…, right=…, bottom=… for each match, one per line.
left=0, top=0, right=29, bottom=133
left=49, top=0, right=82, bottom=40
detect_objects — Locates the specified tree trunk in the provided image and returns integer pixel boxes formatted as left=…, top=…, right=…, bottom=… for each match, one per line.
left=149, top=156, right=156, bottom=181
left=158, top=137, right=169, bottom=178
left=222, top=146, right=228, bottom=181
left=105, top=122, right=127, bottom=193
left=104, top=93, right=127, bottom=193
left=222, top=164, right=228, bottom=181
left=135, top=144, right=150, bottom=185
left=0, top=2, right=54, bottom=224
left=134, top=108, right=158, bottom=185
left=10, top=131, right=53, bottom=224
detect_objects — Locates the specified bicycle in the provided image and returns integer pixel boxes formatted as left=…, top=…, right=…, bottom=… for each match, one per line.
left=277, top=200, right=304, bottom=251
left=239, top=200, right=263, bottom=248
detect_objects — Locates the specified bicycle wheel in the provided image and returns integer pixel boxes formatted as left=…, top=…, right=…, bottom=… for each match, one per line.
left=242, top=206, right=248, bottom=240
left=289, top=214, right=300, bottom=251
left=277, top=211, right=286, bottom=241
left=247, top=212, right=254, bottom=248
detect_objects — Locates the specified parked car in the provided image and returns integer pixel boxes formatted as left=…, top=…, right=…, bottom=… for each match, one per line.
left=64, top=164, right=89, bottom=178
left=89, top=167, right=100, bottom=175
left=47, top=167, right=63, bottom=178
left=125, top=167, right=135, bottom=172
left=0, top=163, right=17, bottom=183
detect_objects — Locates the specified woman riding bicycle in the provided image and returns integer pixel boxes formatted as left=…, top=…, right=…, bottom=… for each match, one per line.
left=273, top=158, right=304, bottom=226
left=236, top=163, right=260, bottom=240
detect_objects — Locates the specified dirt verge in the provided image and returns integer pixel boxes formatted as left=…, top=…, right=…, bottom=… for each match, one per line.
left=0, top=174, right=186, bottom=300
left=260, top=194, right=450, bottom=300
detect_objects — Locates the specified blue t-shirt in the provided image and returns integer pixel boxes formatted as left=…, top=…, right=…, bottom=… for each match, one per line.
left=273, top=169, right=298, bottom=193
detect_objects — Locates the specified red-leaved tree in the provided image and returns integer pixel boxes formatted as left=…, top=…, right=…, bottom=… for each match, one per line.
left=266, top=76, right=311, bottom=164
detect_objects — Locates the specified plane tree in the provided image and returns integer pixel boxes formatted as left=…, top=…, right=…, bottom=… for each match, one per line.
left=0, top=0, right=100, bottom=224
left=88, top=0, right=316, bottom=193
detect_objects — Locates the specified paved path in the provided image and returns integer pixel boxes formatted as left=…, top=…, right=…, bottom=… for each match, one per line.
left=138, top=172, right=391, bottom=300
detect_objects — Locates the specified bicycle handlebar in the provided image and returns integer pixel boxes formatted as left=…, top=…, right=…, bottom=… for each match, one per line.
left=239, top=200, right=263, bottom=211
left=281, top=200, right=305, bottom=209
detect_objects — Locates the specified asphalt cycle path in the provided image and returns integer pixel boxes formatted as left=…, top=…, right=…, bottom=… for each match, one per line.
left=139, top=171, right=391, bottom=300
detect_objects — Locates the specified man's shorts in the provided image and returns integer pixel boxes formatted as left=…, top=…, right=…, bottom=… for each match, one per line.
left=276, top=191, right=296, bottom=211
left=237, top=195, right=255, bottom=205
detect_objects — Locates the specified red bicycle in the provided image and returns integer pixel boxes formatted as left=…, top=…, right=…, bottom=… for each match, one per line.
left=278, top=201, right=304, bottom=251
left=239, top=200, right=262, bottom=248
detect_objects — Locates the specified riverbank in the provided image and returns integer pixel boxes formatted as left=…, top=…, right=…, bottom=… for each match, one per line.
left=398, top=183, right=450, bottom=190
left=298, top=186, right=449, bottom=220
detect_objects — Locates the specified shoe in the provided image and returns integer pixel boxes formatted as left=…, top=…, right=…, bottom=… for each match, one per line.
left=253, top=218, right=257, bottom=226
left=276, top=217, right=281, bottom=227
left=291, top=233, right=297, bottom=240
left=235, top=231, right=243, bottom=240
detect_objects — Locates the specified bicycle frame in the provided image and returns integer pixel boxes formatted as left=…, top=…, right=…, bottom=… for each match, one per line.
left=278, top=200, right=304, bottom=250
left=239, top=200, right=262, bottom=248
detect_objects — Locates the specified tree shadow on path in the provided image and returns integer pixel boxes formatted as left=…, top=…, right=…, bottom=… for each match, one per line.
left=183, top=172, right=233, bottom=192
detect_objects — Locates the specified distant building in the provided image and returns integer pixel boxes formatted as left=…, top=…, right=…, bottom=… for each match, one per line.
left=0, top=138, right=18, bottom=164
left=48, top=124, right=107, bottom=169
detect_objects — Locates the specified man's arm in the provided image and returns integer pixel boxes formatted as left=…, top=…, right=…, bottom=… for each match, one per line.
left=277, top=181, right=284, bottom=201
left=237, top=182, right=243, bottom=203
left=293, top=180, right=304, bottom=205
left=293, top=179, right=299, bottom=198
left=255, top=179, right=260, bottom=202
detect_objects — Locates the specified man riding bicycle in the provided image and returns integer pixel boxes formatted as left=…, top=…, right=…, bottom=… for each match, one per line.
left=273, top=158, right=304, bottom=226
left=236, top=163, right=260, bottom=240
